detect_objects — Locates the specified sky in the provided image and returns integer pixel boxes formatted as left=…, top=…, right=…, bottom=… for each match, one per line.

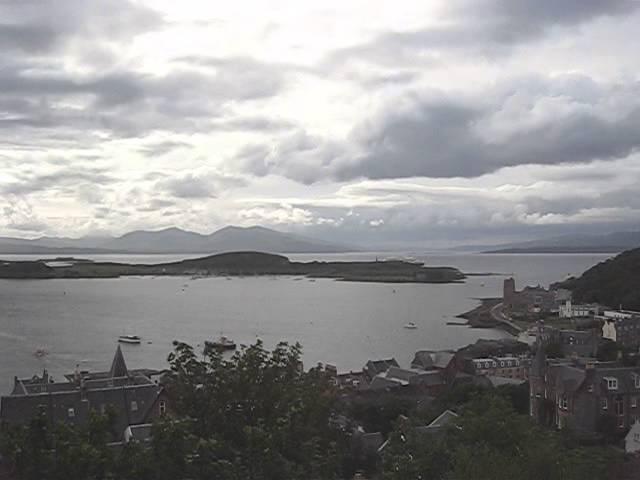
left=1, top=0, right=639, bottom=247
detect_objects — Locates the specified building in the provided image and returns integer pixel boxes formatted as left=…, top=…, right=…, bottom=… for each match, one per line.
left=503, top=278, right=561, bottom=316
left=559, top=300, right=601, bottom=319
left=0, top=346, right=169, bottom=440
left=530, top=333, right=640, bottom=436
left=540, top=326, right=601, bottom=357
left=368, top=367, right=446, bottom=395
left=625, top=420, right=640, bottom=454
left=364, top=358, right=399, bottom=380
left=598, top=310, right=640, bottom=349
left=410, top=350, right=457, bottom=383
left=468, top=356, right=529, bottom=380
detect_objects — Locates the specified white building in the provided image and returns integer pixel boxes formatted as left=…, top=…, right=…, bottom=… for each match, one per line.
left=558, top=300, right=600, bottom=319
left=625, top=420, right=640, bottom=454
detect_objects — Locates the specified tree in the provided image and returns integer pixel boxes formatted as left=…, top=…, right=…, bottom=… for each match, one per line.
left=162, top=339, right=348, bottom=479
left=382, top=393, right=621, bottom=480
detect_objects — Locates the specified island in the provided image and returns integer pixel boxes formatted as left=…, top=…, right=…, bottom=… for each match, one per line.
left=0, top=251, right=466, bottom=284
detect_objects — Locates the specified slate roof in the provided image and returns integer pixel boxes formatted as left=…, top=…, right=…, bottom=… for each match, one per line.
left=365, top=358, right=399, bottom=378
left=1, top=347, right=164, bottom=440
left=411, top=350, right=454, bottom=370
left=110, top=345, right=129, bottom=378
left=415, top=409, right=459, bottom=435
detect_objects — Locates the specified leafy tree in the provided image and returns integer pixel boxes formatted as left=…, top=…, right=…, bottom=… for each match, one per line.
left=162, top=339, right=347, bottom=479
left=382, top=393, right=621, bottom=480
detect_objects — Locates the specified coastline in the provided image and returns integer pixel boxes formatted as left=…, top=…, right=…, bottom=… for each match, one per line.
left=454, top=297, right=521, bottom=336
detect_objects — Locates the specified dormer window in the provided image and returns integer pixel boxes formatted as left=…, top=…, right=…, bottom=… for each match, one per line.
left=604, top=377, right=618, bottom=390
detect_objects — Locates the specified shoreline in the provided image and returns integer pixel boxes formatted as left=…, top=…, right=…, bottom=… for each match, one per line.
left=455, top=297, right=521, bottom=336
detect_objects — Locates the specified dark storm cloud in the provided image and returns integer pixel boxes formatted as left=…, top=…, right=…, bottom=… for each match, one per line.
left=338, top=94, right=640, bottom=180
left=326, top=0, right=638, bottom=67
left=245, top=75, right=640, bottom=182
left=0, top=0, right=164, bottom=54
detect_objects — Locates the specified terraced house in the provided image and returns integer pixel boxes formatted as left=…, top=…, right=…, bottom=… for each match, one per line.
left=0, top=346, right=169, bottom=441
left=530, top=341, right=640, bottom=436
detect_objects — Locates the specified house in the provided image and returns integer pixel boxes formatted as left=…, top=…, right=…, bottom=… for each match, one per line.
left=597, top=310, right=640, bottom=349
left=410, top=350, right=457, bottom=382
left=0, top=346, right=169, bottom=440
left=364, top=358, right=399, bottom=380
left=530, top=332, right=640, bottom=436
left=540, top=326, right=601, bottom=357
left=559, top=300, right=601, bottom=319
left=415, top=409, right=459, bottom=435
left=626, top=420, right=640, bottom=454
left=367, top=367, right=446, bottom=395
left=378, top=410, right=459, bottom=453
left=467, top=355, right=529, bottom=380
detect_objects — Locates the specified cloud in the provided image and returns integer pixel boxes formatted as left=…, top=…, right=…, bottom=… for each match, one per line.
left=325, top=0, right=639, bottom=68
left=1, top=167, right=116, bottom=196
left=0, top=0, right=164, bottom=54
left=241, top=74, right=640, bottom=182
left=155, top=171, right=247, bottom=199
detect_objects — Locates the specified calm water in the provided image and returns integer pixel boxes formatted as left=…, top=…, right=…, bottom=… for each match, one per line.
left=0, top=253, right=611, bottom=393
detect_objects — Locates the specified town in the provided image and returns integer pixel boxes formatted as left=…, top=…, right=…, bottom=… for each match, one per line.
left=2, top=276, right=640, bottom=478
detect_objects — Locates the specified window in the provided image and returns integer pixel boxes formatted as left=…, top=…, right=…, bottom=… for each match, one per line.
left=67, top=407, right=75, bottom=418
left=633, top=397, right=638, bottom=409
left=587, top=384, right=593, bottom=393
left=602, top=398, right=608, bottom=410
left=159, top=400, right=166, bottom=415
left=635, top=375, right=640, bottom=389
left=500, top=361, right=505, bottom=367
left=606, top=378, right=618, bottom=390
left=131, top=401, right=138, bottom=412
left=561, top=396, right=568, bottom=410
left=615, top=397, right=624, bottom=416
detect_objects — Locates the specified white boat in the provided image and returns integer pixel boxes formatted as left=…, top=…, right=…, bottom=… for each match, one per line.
left=118, top=335, right=141, bottom=344
left=211, top=335, right=236, bottom=350
left=404, top=322, right=418, bottom=329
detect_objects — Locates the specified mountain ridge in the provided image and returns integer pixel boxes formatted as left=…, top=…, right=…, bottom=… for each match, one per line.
left=0, top=226, right=358, bottom=255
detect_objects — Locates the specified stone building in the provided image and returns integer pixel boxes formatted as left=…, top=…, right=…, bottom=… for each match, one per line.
left=503, top=278, right=560, bottom=316
left=0, top=346, right=169, bottom=440
left=530, top=332, right=640, bottom=436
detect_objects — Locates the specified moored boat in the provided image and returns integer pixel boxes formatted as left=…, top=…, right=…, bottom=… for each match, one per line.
left=404, top=322, right=418, bottom=329
left=211, top=335, right=236, bottom=350
left=118, top=335, right=141, bottom=344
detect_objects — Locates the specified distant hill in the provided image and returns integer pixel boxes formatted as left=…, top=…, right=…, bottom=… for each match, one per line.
left=477, top=230, right=640, bottom=254
left=554, top=247, right=640, bottom=310
left=0, top=226, right=358, bottom=255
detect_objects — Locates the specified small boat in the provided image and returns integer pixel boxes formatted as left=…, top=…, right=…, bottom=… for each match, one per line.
left=34, top=348, right=48, bottom=358
left=211, top=336, right=236, bottom=350
left=404, top=322, right=418, bottom=329
left=118, top=335, right=141, bottom=344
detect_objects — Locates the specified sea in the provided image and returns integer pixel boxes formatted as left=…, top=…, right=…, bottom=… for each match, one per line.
left=0, top=252, right=612, bottom=393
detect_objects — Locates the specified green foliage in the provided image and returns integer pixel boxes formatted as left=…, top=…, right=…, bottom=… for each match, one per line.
left=162, top=339, right=348, bottom=479
left=597, top=340, right=620, bottom=362
left=382, top=393, right=621, bottom=480
left=0, top=340, right=348, bottom=480
left=559, top=248, right=640, bottom=310
left=545, top=341, right=564, bottom=358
